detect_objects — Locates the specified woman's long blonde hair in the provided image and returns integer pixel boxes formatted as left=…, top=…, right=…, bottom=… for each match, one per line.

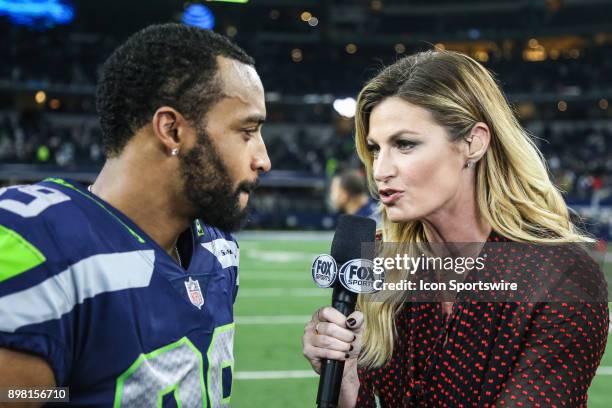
left=355, top=50, right=592, bottom=368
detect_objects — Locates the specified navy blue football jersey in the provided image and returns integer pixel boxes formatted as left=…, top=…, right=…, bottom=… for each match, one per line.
left=354, top=199, right=380, bottom=225
left=0, top=178, right=239, bottom=407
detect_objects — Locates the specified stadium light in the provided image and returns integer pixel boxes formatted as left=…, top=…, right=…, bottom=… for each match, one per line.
left=0, top=0, right=74, bottom=28
left=182, top=4, right=215, bottom=30
left=333, top=97, right=357, bottom=118
left=35, top=90, right=46, bottom=104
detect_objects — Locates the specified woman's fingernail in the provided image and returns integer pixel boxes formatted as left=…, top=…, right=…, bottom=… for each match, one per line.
left=345, top=353, right=350, bottom=359
left=346, top=318, right=356, bottom=327
left=350, top=345, right=354, bottom=351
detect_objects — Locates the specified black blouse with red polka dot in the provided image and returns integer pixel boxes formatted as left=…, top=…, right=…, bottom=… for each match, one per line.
left=356, top=231, right=609, bottom=407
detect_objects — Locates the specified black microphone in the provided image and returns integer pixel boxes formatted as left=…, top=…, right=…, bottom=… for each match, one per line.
left=316, top=215, right=377, bottom=408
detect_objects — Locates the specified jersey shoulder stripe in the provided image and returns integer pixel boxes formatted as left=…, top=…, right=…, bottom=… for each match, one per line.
left=197, top=222, right=239, bottom=269
left=0, top=179, right=152, bottom=295
left=0, top=182, right=84, bottom=292
left=201, top=239, right=239, bottom=269
left=0, top=250, right=155, bottom=333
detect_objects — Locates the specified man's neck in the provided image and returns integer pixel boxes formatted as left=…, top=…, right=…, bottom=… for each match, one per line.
left=90, top=158, right=190, bottom=255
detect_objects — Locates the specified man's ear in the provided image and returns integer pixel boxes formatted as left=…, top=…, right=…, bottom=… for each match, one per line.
left=152, top=107, right=188, bottom=156
left=464, top=122, right=491, bottom=164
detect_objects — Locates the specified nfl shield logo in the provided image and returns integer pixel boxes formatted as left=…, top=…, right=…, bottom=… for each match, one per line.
left=184, top=277, right=204, bottom=309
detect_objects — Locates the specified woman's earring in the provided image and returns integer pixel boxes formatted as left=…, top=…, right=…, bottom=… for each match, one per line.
left=466, top=160, right=473, bottom=168
left=171, top=147, right=179, bottom=156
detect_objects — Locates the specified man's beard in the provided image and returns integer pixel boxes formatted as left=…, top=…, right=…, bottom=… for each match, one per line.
left=179, top=128, right=257, bottom=232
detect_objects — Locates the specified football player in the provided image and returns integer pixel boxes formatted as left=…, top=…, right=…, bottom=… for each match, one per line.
left=0, top=23, right=270, bottom=407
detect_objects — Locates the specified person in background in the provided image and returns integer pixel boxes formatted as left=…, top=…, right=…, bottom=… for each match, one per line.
left=329, top=169, right=379, bottom=222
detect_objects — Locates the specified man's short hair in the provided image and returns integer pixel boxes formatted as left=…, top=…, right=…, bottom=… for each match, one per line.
left=96, top=23, right=254, bottom=157
left=335, top=170, right=368, bottom=197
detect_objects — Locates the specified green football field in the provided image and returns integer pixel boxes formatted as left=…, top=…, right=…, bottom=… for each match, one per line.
left=231, top=233, right=612, bottom=407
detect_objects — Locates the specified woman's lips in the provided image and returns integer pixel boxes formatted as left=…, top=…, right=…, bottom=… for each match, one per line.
left=379, top=189, right=404, bottom=205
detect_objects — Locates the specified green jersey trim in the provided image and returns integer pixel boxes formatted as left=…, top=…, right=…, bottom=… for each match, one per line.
left=44, top=178, right=145, bottom=244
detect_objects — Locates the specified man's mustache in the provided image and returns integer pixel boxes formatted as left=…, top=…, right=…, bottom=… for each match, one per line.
left=237, top=179, right=259, bottom=194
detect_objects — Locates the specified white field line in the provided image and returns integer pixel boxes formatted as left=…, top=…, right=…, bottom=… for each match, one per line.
left=597, top=366, right=612, bottom=375
left=233, top=304, right=612, bottom=382
left=235, top=315, right=311, bottom=325
left=238, top=288, right=327, bottom=298
left=234, top=368, right=612, bottom=379
left=236, top=311, right=610, bottom=327
left=236, top=231, right=333, bottom=241
left=243, top=251, right=316, bottom=263
left=239, top=275, right=312, bottom=281
left=234, top=370, right=318, bottom=380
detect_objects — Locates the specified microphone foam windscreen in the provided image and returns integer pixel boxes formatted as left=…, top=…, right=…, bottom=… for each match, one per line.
left=330, top=215, right=377, bottom=264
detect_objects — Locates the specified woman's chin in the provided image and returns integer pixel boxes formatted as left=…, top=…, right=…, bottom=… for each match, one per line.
left=385, top=206, right=419, bottom=223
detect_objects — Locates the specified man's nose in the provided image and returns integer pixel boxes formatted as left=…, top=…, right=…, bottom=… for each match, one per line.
left=253, top=136, right=271, bottom=173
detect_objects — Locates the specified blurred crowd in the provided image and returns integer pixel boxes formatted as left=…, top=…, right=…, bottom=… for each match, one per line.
left=2, top=24, right=612, bottom=97
left=538, top=126, right=612, bottom=201
left=0, top=113, right=103, bottom=167
left=1, top=23, right=611, bottom=204
left=0, top=111, right=610, bottom=201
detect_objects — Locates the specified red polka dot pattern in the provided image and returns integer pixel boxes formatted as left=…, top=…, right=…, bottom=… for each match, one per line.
left=356, top=231, right=609, bottom=407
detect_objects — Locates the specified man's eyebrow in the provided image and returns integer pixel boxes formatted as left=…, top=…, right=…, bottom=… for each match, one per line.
left=241, top=115, right=266, bottom=125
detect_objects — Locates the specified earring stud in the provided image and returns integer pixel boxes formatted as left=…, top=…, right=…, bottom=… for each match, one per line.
left=466, top=160, right=473, bottom=168
left=171, top=148, right=179, bottom=156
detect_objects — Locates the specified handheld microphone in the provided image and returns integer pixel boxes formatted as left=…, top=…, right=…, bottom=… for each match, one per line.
left=313, top=215, right=377, bottom=408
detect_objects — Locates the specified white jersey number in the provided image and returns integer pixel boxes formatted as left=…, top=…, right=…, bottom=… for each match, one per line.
left=114, top=325, right=234, bottom=408
left=0, top=185, right=70, bottom=218
left=206, top=324, right=235, bottom=407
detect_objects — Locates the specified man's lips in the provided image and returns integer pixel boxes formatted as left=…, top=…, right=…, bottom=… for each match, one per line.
left=378, top=188, right=404, bottom=205
left=238, top=179, right=258, bottom=195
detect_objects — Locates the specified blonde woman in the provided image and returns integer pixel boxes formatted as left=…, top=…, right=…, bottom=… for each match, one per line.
left=302, top=50, right=609, bottom=407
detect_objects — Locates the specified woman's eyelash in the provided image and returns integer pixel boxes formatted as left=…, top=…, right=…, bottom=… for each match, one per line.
left=396, top=140, right=416, bottom=149
left=366, top=140, right=416, bottom=155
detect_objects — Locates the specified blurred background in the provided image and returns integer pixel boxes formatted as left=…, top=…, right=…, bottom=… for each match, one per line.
left=0, top=0, right=610, bottom=406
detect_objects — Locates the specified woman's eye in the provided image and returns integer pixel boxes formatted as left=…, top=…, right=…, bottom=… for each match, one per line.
left=366, top=144, right=380, bottom=157
left=396, top=140, right=416, bottom=150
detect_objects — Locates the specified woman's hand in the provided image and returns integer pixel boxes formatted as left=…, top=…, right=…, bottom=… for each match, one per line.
left=302, top=307, right=365, bottom=407
left=302, top=307, right=364, bottom=374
